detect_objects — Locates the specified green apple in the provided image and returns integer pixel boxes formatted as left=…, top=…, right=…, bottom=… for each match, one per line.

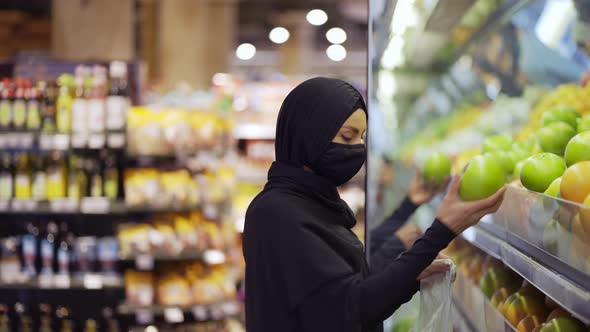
left=483, top=134, right=513, bottom=153
left=564, top=131, right=590, bottom=166
left=459, top=155, right=505, bottom=201
left=479, top=267, right=519, bottom=299
left=423, top=152, right=451, bottom=186
left=514, top=160, right=526, bottom=180
left=538, top=317, right=586, bottom=332
left=544, top=177, right=562, bottom=197
left=577, top=115, right=590, bottom=133
left=485, top=151, right=516, bottom=175
left=541, top=106, right=580, bottom=129
left=538, top=122, right=577, bottom=156
left=520, top=153, right=566, bottom=193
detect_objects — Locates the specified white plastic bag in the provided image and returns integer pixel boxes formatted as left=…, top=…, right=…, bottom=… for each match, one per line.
left=410, top=259, right=456, bottom=332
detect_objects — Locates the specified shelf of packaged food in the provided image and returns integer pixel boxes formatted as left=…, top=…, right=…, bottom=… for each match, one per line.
left=462, top=225, right=590, bottom=324
left=0, top=274, right=124, bottom=290
left=118, top=300, right=241, bottom=324
left=0, top=131, right=126, bottom=150
left=0, top=199, right=202, bottom=216
left=119, top=249, right=226, bottom=269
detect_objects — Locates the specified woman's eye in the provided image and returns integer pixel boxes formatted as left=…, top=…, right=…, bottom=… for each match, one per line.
left=340, top=134, right=353, bottom=142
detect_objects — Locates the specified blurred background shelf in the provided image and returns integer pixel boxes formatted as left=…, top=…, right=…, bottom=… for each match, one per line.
left=118, top=301, right=241, bottom=324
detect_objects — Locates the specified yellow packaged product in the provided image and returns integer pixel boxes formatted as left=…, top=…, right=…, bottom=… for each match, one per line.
left=127, top=107, right=168, bottom=156
left=124, top=168, right=161, bottom=206
left=157, top=270, right=193, bottom=306
left=118, top=223, right=151, bottom=257
left=125, top=270, right=154, bottom=305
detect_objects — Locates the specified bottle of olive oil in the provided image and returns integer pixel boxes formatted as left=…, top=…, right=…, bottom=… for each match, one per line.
left=31, top=155, right=47, bottom=201
left=67, top=155, right=87, bottom=200
left=0, top=153, right=13, bottom=200
left=46, top=151, right=66, bottom=199
left=56, top=74, right=73, bottom=133
left=25, top=82, right=41, bottom=131
left=102, top=151, right=118, bottom=200
left=14, top=153, right=31, bottom=199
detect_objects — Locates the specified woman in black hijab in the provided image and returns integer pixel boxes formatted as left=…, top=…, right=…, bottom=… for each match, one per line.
left=243, top=77, right=505, bottom=332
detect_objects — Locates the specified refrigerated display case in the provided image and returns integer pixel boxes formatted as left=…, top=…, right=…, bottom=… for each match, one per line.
left=369, top=0, right=590, bottom=331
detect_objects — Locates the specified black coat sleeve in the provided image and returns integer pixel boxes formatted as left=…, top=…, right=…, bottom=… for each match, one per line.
left=369, top=196, right=418, bottom=255
left=297, top=219, right=456, bottom=330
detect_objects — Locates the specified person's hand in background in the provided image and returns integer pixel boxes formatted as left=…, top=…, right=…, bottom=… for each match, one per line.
left=436, top=176, right=506, bottom=235
left=408, top=171, right=449, bottom=206
left=417, top=253, right=452, bottom=280
left=581, top=71, right=590, bottom=86
left=395, top=223, right=423, bottom=250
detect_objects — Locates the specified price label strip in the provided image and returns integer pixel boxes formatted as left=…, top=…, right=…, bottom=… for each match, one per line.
left=80, top=197, right=110, bottom=214
left=192, top=306, right=208, bottom=321
left=164, top=307, right=184, bottom=323
left=135, top=254, right=154, bottom=271
left=135, top=309, right=154, bottom=325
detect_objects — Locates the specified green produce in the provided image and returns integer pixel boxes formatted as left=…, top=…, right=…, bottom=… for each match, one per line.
left=541, top=106, right=580, bottom=129
left=577, top=115, right=590, bottom=133
left=423, top=152, right=451, bottom=186
left=479, top=267, right=519, bottom=299
left=538, top=122, right=577, bottom=156
left=485, top=151, right=517, bottom=175
left=392, top=316, right=415, bottom=332
left=514, top=160, right=525, bottom=180
left=538, top=317, right=586, bottom=332
left=544, top=177, right=562, bottom=197
left=564, top=131, right=590, bottom=166
left=459, top=155, right=505, bottom=201
left=483, top=134, right=513, bottom=153
left=520, top=153, right=566, bottom=193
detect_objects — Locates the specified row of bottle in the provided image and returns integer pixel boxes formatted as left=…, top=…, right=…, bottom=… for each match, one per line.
left=0, top=302, right=119, bottom=332
left=0, top=61, right=129, bottom=134
left=0, top=221, right=118, bottom=282
left=0, top=151, right=120, bottom=201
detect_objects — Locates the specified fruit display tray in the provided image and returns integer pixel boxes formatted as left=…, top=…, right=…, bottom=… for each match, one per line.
left=462, top=226, right=590, bottom=324
left=488, top=186, right=590, bottom=287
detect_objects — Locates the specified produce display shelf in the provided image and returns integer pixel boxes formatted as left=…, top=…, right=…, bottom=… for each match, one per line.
left=0, top=199, right=202, bottom=216
left=462, top=225, right=590, bottom=324
left=118, top=301, right=241, bottom=324
left=452, top=296, right=479, bottom=332
left=443, top=0, right=534, bottom=69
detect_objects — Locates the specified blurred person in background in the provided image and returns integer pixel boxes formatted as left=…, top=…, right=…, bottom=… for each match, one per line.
left=243, top=77, right=506, bottom=332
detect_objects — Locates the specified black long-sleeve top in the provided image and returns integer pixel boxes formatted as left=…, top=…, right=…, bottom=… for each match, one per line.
left=244, top=165, right=456, bottom=332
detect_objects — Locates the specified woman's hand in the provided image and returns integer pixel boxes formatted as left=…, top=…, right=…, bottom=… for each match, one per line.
left=436, top=176, right=506, bottom=235
left=408, top=171, right=449, bottom=206
left=417, top=253, right=452, bottom=280
left=395, top=223, right=423, bottom=249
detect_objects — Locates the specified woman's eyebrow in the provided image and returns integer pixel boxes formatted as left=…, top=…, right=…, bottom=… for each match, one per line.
left=342, top=125, right=360, bottom=133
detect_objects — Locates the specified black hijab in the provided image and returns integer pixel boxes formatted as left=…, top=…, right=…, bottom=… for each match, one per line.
left=267, top=77, right=366, bottom=229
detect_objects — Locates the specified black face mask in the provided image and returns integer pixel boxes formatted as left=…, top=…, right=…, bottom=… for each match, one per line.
left=314, top=142, right=366, bottom=186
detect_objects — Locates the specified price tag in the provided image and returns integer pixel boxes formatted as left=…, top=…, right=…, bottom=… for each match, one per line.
left=83, top=274, right=103, bottom=289
left=39, top=134, right=53, bottom=150
left=16, top=133, right=34, bottom=149
left=54, top=274, right=71, bottom=288
left=0, top=200, right=9, bottom=211
left=135, top=309, right=154, bottom=325
left=53, top=134, right=69, bottom=150
left=88, top=134, right=106, bottom=149
left=49, top=198, right=78, bottom=212
left=6, top=133, right=19, bottom=148
left=192, top=306, right=208, bottom=321
left=71, top=134, right=87, bottom=148
left=0, top=134, right=7, bottom=149
left=164, top=307, right=184, bottom=323
left=204, top=203, right=219, bottom=220
left=11, top=200, right=37, bottom=212
left=135, top=254, right=154, bottom=270
left=107, top=133, right=125, bottom=148
left=80, top=197, right=110, bottom=214
left=222, top=302, right=239, bottom=315
left=210, top=305, right=224, bottom=320
left=38, top=275, right=54, bottom=288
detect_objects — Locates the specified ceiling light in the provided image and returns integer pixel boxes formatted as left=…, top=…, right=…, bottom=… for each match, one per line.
left=307, top=9, right=328, bottom=26
left=269, top=27, right=290, bottom=44
left=236, top=43, right=256, bottom=60
left=326, top=27, right=347, bottom=44
left=326, top=44, right=347, bottom=62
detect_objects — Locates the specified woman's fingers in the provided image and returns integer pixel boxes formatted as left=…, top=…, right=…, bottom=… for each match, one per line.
left=417, top=262, right=451, bottom=280
left=445, top=176, right=461, bottom=199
